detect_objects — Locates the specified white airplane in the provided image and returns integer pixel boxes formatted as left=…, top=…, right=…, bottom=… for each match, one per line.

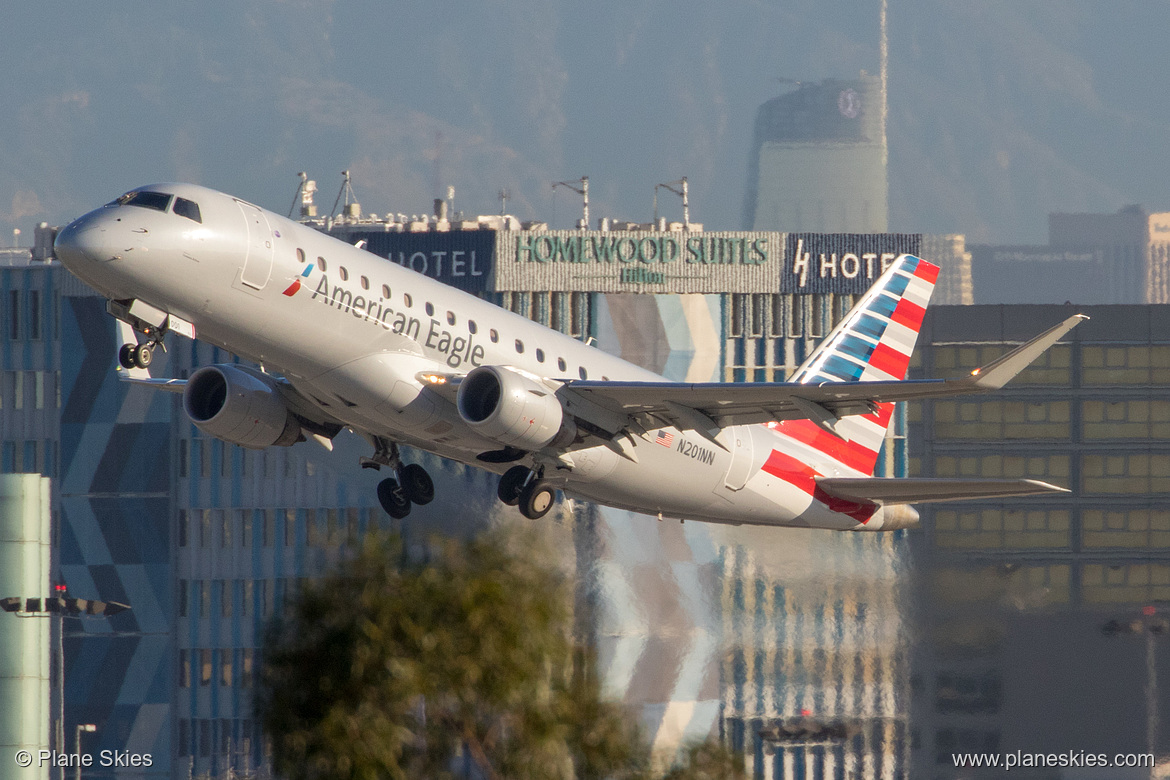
left=54, top=183, right=1084, bottom=530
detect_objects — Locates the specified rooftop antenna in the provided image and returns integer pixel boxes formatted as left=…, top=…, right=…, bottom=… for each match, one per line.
left=880, top=0, right=888, bottom=168
left=498, top=188, right=510, bottom=216
left=552, top=176, right=589, bottom=229
left=330, top=170, right=360, bottom=220
left=653, top=177, right=690, bottom=228
left=288, top=172, right=318, bottom=218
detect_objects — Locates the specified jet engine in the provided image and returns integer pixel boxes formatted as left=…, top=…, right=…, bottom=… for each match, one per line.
left=183, top=365, right=301, bottom=449
left=456, top=366, right=575, bottom=451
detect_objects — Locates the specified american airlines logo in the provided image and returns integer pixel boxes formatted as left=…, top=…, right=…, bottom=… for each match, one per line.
left=303, top=271, right=486, bottom=368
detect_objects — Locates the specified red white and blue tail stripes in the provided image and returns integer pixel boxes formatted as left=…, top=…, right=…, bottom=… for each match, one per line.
left=774, top=255, right=939, bottom=476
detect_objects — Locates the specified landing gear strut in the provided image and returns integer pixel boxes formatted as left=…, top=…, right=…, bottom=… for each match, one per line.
left=367, top=438, right=435, bottom=519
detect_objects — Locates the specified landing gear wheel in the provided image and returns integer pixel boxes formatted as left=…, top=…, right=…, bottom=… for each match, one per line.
left=132, top=343, right=153, bottom=369
left=518, top=480, right=556, bottom=520
left=399, top=464, right=434, bottom=506
left=377, top=478, right=412, bottom=519
left=118, top=343, right=137, bottom=369
left=497, top=466, right=531, bottom=507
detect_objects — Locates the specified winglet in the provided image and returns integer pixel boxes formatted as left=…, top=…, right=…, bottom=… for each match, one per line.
left=965, top=314, right=1088, bottom=390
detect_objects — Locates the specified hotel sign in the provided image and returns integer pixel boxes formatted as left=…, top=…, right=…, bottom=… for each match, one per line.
left=496, top=231, right=783, bottom=293
left=781, top=233, right=922, bottom=294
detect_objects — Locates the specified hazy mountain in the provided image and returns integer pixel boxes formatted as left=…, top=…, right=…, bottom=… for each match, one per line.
left=2, top=2, right=1168, bottom=245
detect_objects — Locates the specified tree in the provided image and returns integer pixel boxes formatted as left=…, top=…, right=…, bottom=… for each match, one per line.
left=258, top=529, right=644, bottom=780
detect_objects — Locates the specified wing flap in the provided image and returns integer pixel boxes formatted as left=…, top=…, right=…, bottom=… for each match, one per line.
left=816, top=477, right=1069, bottom=505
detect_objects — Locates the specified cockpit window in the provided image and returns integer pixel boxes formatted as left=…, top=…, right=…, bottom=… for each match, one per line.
left=173, top=197, right=202, bottom=223
left=112, top=191, right=173, bottom=212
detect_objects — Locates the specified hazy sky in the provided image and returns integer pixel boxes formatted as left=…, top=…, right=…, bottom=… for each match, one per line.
left=3, top=2, right=1170, bottom=245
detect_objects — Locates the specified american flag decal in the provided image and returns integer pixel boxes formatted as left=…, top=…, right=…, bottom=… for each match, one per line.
left=656, top=430, right=675, bottom=447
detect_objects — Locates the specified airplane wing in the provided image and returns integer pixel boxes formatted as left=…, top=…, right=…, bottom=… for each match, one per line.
left=815, top=476, right=1069, bottom=505
left=555, top=314, right=1087, bottom=438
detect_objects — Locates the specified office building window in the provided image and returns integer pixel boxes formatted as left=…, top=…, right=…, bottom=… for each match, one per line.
left=220, top=650, right=233, bottom=687
left=933, top=508, right=1071, bottom=550
left=242, top=649, right=254, bottom=688
left=199, top=581, right=210, bottom=618
left=8, top=290, right=19, bottom=339
left=200, top=649, right=212, bottom=686
left=29, top=290, right=40, bottom=340
left=1083, top=399, right=1170, bottom=439
left=177, top=719, right=189, bottom=757
left=178, top=650, right=190, bottom=688
left=1082, top=453, right=1170, bottom=494
left=178, top=579, right=188, bottom=617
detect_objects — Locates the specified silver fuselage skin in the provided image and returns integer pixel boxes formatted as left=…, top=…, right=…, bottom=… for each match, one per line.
left=55, top=183, right=906, bottom=531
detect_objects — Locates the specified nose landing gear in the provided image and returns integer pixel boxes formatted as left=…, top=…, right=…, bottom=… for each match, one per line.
left=366, top=438, right=435, bottom=519
left=117, top=325, right=168, bottom=370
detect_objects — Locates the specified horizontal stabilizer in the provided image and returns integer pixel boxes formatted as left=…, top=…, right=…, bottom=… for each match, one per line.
left=816, top=477, right=1068, bottom=505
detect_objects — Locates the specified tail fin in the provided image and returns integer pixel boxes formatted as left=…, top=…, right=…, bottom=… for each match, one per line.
left=777, top=255, right=939, bottom=474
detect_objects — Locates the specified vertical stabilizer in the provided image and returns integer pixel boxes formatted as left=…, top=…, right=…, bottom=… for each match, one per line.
left=778, top=255, right=939, bottom=474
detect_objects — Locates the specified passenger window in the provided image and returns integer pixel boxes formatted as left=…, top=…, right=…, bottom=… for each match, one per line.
left=296, top=248, right=306, bottom=263
left=579, top=366, right=588, bottom=379
left=557, top=357, right=566, bottom=371
left=339, top=267, right=349, bottom=281
left=515, top=339, right=524, bottom=354
left=360, top=276, right=369, bottom=290
left=490, top=329, right=499, bottom=343
left=468, top=320, right=478, bottom=334
left=381, top=284, right=391, bottom=298
left=404, top=293, right=412, bottom=307
left=318, top=257, right=328, bottom=272
left=536, top=349, right=545, bottom=363
left=425, top=302, right=434, bottom=316
left=173, top=197, right=202, bottom=223
left=447, top=311, right=456, bottom=326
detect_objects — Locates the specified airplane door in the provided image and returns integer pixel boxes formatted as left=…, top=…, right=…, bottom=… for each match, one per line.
left=236, top=200, right=274, bottom=290
left=722, top=425, right=755, bottom=491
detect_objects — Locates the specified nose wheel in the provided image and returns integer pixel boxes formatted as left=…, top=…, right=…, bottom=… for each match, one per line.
left=118, top=341, right=156, bottom=369
left=117, top=321, right=168, bottom=370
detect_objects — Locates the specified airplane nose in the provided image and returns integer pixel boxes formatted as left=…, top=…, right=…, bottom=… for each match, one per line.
left=54, top=219, right=111, bottom=266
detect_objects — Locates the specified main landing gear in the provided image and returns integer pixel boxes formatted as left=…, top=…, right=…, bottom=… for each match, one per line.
left=364, top=438, right=435, bottom=519
left=497, top=465, right=557, bottom=520
left=118, top=324, right=167, bottom=370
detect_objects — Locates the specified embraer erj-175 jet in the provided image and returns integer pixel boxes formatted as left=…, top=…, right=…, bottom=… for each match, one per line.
left=54, top=184, right=1084, bottom=531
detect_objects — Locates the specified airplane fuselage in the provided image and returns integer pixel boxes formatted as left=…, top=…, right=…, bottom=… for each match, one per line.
left=55, top=183, right=914, bottom=530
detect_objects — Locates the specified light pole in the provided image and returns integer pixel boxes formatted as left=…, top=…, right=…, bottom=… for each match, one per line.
left=551, top=176, right=589, bottom=228
left=1102, top=607, right=1166, bottom=777
left=75, top=724, right=95, bottom=780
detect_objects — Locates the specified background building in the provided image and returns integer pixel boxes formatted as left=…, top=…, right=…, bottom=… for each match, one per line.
left=742, top=75, right=888, bottom=234
left=972, top=206, right=1170, bottom=305
left=908, top=304, right=1170, bottom=776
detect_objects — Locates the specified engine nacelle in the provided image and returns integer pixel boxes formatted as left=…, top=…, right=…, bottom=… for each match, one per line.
left=183, top=365, right=301, bottom=449
left=456, top=366, right=575, bottom=451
